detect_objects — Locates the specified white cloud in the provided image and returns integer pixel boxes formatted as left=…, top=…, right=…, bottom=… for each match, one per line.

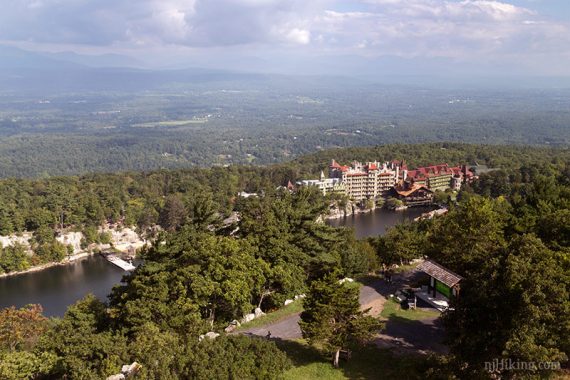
left=0, top=0, right=568, bottom=75
left=284, top=28, right=311, bottom=45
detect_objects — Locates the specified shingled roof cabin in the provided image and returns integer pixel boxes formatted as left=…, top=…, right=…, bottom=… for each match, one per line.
left=416, top=259, right=463, bottom=311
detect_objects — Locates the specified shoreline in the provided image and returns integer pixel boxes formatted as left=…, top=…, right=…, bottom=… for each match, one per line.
left=0, top=251, right=95, bottom=279
left=325, top=205, right=377, bottom=220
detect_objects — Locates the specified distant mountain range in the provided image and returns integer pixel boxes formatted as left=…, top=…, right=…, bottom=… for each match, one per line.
left=2, top=44, right=570, bottom=93
left=0, top=45, right=142, bottom=69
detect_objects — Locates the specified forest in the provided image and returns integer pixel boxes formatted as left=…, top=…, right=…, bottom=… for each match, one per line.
left=0, top=143, right=569, bottom=378
left=1, top=83, right=569, bottom=178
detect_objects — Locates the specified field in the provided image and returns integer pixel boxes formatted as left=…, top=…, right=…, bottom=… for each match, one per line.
left=1, top=79, right=570, bottom=178
left=131, top=118, right=209, bottom=128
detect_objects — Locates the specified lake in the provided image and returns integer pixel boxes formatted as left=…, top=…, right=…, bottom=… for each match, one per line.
left=326, top=206, right=432, bottom=238
left=0, top=207, right=429, bottom=316
left=0, top=255, right=127, bottom=317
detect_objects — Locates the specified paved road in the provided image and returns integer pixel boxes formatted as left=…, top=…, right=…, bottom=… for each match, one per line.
left=239, top=271, right=447, bottom=354
left=240, top=279, right=389, bottom=340
left=241, top=313, right=302, bottom=340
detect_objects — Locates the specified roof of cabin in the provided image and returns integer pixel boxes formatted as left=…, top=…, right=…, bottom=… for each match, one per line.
left=417, top=259, right=463, bottom=287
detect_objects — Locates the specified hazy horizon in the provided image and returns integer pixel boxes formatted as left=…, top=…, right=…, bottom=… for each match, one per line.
left=0, top=0, right=569, bottom=85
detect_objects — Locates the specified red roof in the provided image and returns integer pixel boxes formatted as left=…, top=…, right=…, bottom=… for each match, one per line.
left=330, top=159, right=341, bottom=169
left=407, top=164, right=455, bottom=180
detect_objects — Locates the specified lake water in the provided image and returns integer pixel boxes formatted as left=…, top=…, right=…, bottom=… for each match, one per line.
left=0, top=207, right=430, bottom=316
left=326, top=206, right=432, bottom=238
left=0, top=255, right=127, bottom=317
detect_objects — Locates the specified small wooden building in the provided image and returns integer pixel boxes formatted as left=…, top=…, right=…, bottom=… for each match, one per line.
left=417, top=259, right=463, bottom=299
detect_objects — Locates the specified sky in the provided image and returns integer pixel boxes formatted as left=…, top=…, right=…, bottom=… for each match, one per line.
left=0, top=0, right=569, bottom=77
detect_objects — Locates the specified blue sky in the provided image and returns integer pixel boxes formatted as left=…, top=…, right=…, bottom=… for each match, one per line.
left=0, top=0, right=569, bottom=76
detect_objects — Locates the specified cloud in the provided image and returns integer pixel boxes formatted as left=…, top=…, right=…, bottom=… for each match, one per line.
left=0, top=0, right=568, bottom=75
left=311, top=1, right=569, bottom=61
left=0, top=0, right=318, bottom=47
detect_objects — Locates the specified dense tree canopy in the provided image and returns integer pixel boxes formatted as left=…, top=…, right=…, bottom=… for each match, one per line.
left=0, top=143, right=568, bottom=378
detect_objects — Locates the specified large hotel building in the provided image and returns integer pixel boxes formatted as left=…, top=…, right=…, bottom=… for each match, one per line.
left=298, top=159, right=472, bottom=201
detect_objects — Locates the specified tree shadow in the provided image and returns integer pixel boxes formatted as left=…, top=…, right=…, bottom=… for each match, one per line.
left=272, top=337, right=429, bottom=380
left=360, top=271, right=428, bottom=299
left=271, top=337, right=324, bottom=367
left=379, top=315, right=448, bottom=354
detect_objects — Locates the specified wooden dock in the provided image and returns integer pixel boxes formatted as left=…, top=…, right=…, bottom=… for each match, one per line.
left=104, top=254, right=136, bottom=271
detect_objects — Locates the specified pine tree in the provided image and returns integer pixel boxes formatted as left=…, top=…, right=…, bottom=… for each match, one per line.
left=299, top=272, right=382, bottom=367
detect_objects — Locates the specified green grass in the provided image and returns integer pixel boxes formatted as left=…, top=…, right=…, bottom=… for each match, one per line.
left=380, top=298, right=440, bottom=322
left=236, top=300, right=304, bottom=331
left=278, top=339, right=428, bottom=380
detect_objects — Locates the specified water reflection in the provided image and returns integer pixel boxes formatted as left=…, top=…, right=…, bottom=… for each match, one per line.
left=326, top=207, right=432, bottom=238
left=0, top=255, right=127, bottom=317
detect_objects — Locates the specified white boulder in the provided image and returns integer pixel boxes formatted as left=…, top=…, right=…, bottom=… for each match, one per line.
left=241, top=313, right=255, bottom=324
left=106, top=375, right=125, bottom=380
left=224, top=320, right=241, bottom=333
left=199, top=332, right=220, bottom=342
left=254, top=307, right=265, bottom=317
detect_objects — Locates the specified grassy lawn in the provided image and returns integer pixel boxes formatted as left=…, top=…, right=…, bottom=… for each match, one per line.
left=235, top=300, right=304, bottom=331
left=278, top=339, right=427, bottom=380
left=381, top=298, right=440, bottom=322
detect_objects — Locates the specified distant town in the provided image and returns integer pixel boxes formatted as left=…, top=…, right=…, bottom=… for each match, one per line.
left=297, top=159, right=489, bottom=207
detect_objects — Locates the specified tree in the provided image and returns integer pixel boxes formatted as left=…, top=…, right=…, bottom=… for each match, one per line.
left=386, top=197, right=404, bottom=209
left=375, top=223, right=424, bottom=266
left=128, top=323, right=185, bottom=379
left=443, top=235, right=570, bottom=377
left=299, top=272, right=382, bottom=367
left=0, top=243, right=30, bottom=273
left=186, top=335, right=291, bottom=380
left=0, top=304, right=48, bottom=353
left=338, top=232, right=378, bottom=277
left=426, top=196, right=509, bottom=275
left=189, top=193, right=220, bottom=231
left=158, top=194, right=187, bottom=231
left=37, top=295, right=128, bottom=379
left=0, top=351, right=58, bottom=380
left=34, top=241, right=66, bottom=264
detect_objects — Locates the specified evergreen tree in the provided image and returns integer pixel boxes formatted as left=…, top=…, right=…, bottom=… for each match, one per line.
left=299, top=272, right=382, bottom=367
